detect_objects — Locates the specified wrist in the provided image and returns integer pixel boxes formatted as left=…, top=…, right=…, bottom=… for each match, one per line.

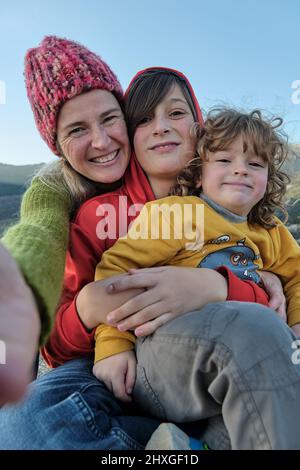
left=206, top=269, right=228, bottom=302
left=76, top=286, right=97, bottom=331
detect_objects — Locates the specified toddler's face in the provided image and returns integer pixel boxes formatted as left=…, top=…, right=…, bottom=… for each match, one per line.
left=201, top=136, right=268, bottom=216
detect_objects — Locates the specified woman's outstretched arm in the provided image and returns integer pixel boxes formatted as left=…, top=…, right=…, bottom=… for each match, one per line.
left=102, top=265, right=271, bottom=336
left=1, top=178, right=72, bottom=343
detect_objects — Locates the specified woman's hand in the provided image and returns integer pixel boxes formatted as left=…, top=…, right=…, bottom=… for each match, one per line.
left=259, top=271, right=287, bottom=322
left=0, top=243, right=41, bottom=405
left=76, top=276, right=144, bottom=330
left=105, top=266, right=227, bottom=336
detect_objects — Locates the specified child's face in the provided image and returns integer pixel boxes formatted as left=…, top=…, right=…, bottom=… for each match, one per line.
left=133, top=84, right=196, bottom=187
left=201, top=136, right=268, bottom=216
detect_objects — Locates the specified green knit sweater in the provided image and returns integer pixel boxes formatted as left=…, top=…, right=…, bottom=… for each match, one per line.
left=1, top=178, right=72, bottom=344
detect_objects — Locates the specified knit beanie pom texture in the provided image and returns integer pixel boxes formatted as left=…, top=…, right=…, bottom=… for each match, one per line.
left=25, top=36, right=123, bottom=155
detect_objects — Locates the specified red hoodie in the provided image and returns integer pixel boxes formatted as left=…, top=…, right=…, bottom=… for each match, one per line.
left=42, top=68, right=269, bottom=367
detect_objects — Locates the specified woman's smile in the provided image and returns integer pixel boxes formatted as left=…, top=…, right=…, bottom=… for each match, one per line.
left=89, top=149, right=120, bottom=165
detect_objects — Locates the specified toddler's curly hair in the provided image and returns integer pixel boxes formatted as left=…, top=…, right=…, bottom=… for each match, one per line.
left=171, top=108, right=290, bottom=228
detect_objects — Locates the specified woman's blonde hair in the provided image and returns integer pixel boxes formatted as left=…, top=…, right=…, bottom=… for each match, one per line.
left=171, top=108, right=290, bottom=228
left=36, top=148, right=121, bottom=214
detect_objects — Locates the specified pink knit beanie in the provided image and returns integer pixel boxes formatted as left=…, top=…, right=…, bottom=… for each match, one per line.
left=25, top=36, right=123, bottom=155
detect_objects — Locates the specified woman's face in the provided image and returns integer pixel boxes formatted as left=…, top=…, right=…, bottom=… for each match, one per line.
left=57, top=89, right=130, bottom=183
left=133, top=83, right=196, bottom=195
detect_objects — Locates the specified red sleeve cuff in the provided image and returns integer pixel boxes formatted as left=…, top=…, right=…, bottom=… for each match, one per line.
left=217, top=266, right=269, bottom=306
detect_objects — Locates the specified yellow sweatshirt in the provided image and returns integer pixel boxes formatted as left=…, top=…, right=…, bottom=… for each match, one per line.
left=94, top=195, right=300, bottom=362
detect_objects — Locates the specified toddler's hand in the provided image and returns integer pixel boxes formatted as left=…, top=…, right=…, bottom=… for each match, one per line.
left=260, top=271, right=287, bottom=322
left=93, top=350, right=136, bottom=403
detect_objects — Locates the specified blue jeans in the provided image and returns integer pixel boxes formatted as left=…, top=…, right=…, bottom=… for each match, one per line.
left=0, top=358, right=160, bottom=450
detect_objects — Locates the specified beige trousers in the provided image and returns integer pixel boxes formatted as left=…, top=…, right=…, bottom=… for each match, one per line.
left=134, top=302, right=300, bottom=449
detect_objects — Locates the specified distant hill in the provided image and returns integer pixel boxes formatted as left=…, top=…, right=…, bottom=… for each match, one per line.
left=0, top=162, right=44, bottom=185
left=0, top=162, right=45, bottom=236
left=284, top=144, right=300, bottom=176
left=0, top=182, right=25, bottom=196
left=286, top=145, right=300, bottom=203
left=0, top=150, right=300, bottom=239
left=0, top=194, right=23, bottom=236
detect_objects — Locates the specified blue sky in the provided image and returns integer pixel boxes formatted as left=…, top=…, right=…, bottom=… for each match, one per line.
left=0, top=0, right=299, bottom=165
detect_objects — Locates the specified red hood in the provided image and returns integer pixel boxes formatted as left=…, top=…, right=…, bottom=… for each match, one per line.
left=123, top=66, right=203, bottom=205
left=123, top=152, right=156, bottom=205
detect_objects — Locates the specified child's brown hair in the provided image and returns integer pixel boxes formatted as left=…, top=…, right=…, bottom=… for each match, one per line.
left=171, top=108, right=290, bottom=228
left=125, top=68, right=199, bottom=145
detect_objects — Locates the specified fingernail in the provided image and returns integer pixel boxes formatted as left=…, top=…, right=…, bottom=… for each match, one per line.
left=107, top=284, right=115, bottom=293
left=118, top=324, right=126, bottom=331
left=107, top=315, right=114, bottom=323
left=135, top=328, right=143, bottom=336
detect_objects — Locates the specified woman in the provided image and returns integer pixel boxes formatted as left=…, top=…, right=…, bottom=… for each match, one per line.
left=0, top=35, right=129, bottom=404
left=0, top=37, right=290, bottom=449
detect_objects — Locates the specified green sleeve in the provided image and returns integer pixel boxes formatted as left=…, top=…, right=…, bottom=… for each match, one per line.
left=1, top=178, right=72, bottom=344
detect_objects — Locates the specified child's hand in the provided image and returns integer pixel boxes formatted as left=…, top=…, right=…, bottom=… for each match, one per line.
left=292, top=323, right=300, bottom=337
left=259, top=271, right=287, bottom=322
left=92, top=350, right=136, bottom=403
